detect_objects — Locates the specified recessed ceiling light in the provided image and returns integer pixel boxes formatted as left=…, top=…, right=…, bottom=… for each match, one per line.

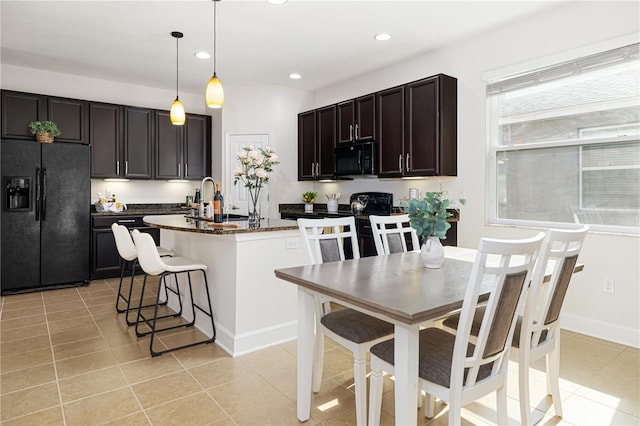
left=289, top=73, right=302, bottom=80
left=195, top=51, right=210, bottom=59
left=266, top=0, right=287, bottom=4
left=374, top=33, right=392, bottom=41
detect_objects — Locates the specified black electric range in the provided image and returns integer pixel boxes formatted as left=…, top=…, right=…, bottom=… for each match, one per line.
left=349, top=192, right=393, bottom=257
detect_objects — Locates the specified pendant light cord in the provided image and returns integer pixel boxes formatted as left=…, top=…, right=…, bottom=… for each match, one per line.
left=176, top=35, right=179, bottom=96
left=213, top=0, right=217, bottom=75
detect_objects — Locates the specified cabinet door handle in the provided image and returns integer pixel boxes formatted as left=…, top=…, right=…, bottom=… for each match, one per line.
left=116, top=160, right=120, bottom=176
left=406, top=153, right=410, bottom=172
left=178, top=163, right=181, bottom=177
left=398, top=154, right=403, bottom=172
left=355, top=123, right=359, bottom=140
left=117, top=219, right=136, bottom=223
left=358, top=151, right=362, bottom=170
left=349, top=124, right=353, bottom=141
left=315, top=162, right=319, bottom=177
left=125, top=161, right=128, bottom=176
left=184, top=163, right=188, bottom=177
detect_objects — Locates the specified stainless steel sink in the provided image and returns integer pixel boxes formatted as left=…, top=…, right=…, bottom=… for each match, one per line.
left=184, top=214, right=249, bottom=222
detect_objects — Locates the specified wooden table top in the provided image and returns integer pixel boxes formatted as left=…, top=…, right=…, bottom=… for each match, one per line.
left=274, top=246, right=583, bottom=325
left=275, top=249, right=482, bottom=324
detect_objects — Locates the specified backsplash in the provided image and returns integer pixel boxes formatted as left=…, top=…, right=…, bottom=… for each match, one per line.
left=90, top=179, right=196, bottom=205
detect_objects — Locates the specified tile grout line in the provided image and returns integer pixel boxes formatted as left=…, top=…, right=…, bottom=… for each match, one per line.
left=43, top=289, right=69, bottom=426
left=171, top=349, right=235, bottom=423
left=80, top=280, right=155, bottom=426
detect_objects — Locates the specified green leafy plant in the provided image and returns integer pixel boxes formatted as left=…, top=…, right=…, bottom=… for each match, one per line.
left=302, top=191, right=317, bottom=204
left=407, top=190, right=466, bottom=240
left=28, top=121, right=61, bottom=137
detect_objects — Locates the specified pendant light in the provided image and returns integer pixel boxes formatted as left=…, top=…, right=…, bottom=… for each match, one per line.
left=206, top=0, right=224, bottom=108
left=170, top=31, right=186, bottom=125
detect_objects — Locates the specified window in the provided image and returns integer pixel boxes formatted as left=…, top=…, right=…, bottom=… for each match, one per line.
left=487, top=43, right=640, bottom=233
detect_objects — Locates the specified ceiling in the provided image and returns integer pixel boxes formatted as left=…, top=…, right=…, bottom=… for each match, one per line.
left=0, top=1, right=562, bottom=95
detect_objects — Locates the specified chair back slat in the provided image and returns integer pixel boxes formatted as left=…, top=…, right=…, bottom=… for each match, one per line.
left=369, top=214, right=420, bottom=255
left=523, top=225, right=588, bottom=349
left=298, top=217, right=360, bottom=264
left=453, top=233, right=544, bottom=389
left=483, top=271, right=528, bottom=359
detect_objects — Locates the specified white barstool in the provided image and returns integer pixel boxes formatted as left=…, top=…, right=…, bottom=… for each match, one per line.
left=131, top=229, right=216, bottom=356
left=111, top=223, right=177, bottom=325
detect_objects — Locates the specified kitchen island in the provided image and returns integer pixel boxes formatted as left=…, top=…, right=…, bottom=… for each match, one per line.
left=143, top=214, right=306, bottom=356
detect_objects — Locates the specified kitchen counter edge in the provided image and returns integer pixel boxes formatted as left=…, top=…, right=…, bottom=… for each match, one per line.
left=142, top=214, right=298, bottom=235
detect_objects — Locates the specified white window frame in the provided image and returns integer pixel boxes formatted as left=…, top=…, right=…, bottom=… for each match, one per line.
left=485, top=34, right=640, bottom=235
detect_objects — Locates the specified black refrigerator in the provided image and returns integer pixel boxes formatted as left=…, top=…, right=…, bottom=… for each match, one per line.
left=1, top=139, right=90, bottom=294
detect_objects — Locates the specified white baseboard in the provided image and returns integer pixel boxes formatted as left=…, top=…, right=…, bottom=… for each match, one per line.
left=193, top=319, right=297, bottom=357
left=562, top=313, right=640, bottom=348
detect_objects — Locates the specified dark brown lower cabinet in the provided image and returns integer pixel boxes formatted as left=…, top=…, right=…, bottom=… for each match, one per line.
left=91, top=215, right=160, bottom=280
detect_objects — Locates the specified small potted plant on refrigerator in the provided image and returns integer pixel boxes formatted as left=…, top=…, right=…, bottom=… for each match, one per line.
left=29, top=121, right=61, bottom=143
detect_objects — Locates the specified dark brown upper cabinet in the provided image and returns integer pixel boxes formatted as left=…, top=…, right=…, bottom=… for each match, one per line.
left=90, top=102, right=122, bottom=178
left=377, top=74, right=457, bottom=177
left=90, top=103, right=153, bottom=179
left=183, top=114, right=210, bottom=180
left=47, top=97, right=89, bottom=144
left=1, top=90, right=88, bottom=144
left=155, top=111, right=211, bottom=180
left=123, top=106, right=153, bottom=179
left=298, top=106, right=336, bottom=181
left=337, top=94, right=375, bottom=145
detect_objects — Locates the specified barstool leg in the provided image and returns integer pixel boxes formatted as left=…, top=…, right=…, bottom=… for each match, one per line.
left=115, top=259, right=133, bottom=313
left=147, top=269, right=216, bottom=357
left=118, top=259, right=172, bottom=326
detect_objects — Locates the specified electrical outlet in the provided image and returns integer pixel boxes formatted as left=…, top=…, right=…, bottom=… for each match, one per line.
left=285, top=238, right=300, bottom=250
left=602, top=276, right=615, bottom=294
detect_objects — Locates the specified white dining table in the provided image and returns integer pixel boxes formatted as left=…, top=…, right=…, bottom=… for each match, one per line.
left=273, top=246, right=481, bottom=425
left=273, top=246, right=582, bottom=425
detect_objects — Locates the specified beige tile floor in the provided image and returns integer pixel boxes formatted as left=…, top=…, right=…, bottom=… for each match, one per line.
left=1, top=277, right=638, bottom=425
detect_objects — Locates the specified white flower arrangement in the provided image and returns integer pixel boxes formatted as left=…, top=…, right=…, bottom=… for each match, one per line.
left=233, top=146, right=279, bottom=190
left=233, top=146, right=280, bottom=224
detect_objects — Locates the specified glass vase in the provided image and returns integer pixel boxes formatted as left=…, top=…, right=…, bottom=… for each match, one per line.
left=248, top=186, right=262, bottom=228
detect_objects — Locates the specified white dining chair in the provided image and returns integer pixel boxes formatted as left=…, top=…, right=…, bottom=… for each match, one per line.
left=131, top=229, right=216, bottom=356
left=369, top=214, right=420, bottom=255
left=298, top=216, right=394, bottom=426
left=368, top=233, right=545, bottom=426
left=443, top=225, right=589, bottom=424
left=111, top=223, right=176, bottom=325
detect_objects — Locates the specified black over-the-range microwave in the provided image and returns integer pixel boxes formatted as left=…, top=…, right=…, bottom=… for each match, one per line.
left=334, top=142, right=377, bottom=176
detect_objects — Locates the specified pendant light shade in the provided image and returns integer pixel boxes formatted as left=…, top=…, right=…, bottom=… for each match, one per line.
left=170, top=31, right=185, bottom=125
left=206, top=74, right=224, bottom=108
left=170, top=97, right=186, bottom=124
left=206, top=0, right=224, bottom=108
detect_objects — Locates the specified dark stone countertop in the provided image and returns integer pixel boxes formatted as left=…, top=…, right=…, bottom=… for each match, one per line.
left=143, top=214, right=298, bottom=235
left=278, top=203, right=460, bottom=222
left=91, top=203, right=193, bottom=216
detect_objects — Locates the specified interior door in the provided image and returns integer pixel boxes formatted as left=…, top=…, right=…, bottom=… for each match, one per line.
left=40, top=143, right=90, bottom=286
left=225, top=133, right=270, bottom=216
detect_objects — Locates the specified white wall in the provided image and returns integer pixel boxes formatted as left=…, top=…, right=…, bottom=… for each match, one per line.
left=310, top=1, right=640, bottom=346
left=218, top=85, right=313, bottom=218
left=2, top=1, right=638, bottom=346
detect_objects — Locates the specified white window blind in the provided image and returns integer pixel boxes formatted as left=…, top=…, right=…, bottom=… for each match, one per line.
left=488, top=43, right=640, bottom=233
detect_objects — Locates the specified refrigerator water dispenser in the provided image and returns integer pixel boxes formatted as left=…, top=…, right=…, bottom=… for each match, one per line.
left=4, top=177, right=31, bottom=211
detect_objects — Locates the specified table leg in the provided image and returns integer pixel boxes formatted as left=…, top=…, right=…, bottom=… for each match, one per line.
left=297, top=288, right=314, bottom=421
left=394, top=324, right=420, bottom=426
